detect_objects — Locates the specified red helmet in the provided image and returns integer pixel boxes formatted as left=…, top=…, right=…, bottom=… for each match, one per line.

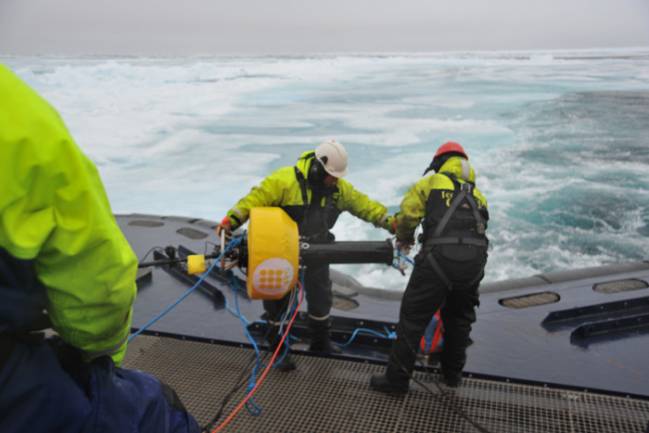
left=434, top=141, right=468, bottom=160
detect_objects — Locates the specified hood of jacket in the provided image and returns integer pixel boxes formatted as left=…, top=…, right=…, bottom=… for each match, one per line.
left=437, top=156, right=476, bottom=183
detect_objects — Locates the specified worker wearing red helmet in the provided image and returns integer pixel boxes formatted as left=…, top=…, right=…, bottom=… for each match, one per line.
left=371, top=141, right=489, bottom=394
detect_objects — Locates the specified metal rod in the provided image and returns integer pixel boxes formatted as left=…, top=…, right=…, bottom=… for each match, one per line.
left=299, top=240, right=393, bottom=265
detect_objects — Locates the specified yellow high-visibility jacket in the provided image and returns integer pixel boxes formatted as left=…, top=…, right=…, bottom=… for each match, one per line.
left=393, top=156, right=488, bottom=242
left=0, top=65, right=137, bottom=365
left=227, top=151, right=391, bottom=236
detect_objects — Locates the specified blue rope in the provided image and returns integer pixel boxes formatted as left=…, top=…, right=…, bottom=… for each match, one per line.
left=228, top=274, right=263, bottom=416
left=397, top=248, right=415, bottom=265
left=273, top=341, right=290, bottom=368
left=272, top=270, right=303, bottom=368
left=391, top=247, right=415, bottom=274
left=128, top=236, right=243, bottom=342
left=336, top=326, right=396, bottom=348
left=131, top=240, right=310, bottom=417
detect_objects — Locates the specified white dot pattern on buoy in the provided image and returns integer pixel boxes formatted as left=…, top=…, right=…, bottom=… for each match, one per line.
left=252, top=258, right=294, bottom=296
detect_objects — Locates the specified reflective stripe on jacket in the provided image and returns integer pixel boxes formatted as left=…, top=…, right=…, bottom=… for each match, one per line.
left=0, top=65, right=137, bottom=365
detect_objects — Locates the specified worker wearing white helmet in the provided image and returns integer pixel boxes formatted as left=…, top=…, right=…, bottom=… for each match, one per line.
left=315, top=139, right=348, bottom=177
left=218, top=140, right=393, bottom=370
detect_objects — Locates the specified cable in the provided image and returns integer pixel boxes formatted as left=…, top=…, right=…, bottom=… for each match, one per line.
left=201, top=352, right=259, bottom=433
left=278, top=283, right=298, bottom=335
left=128, top=236, right=243, bottom=342
left=397, top=249, right=415, bottom=265
left=228, top=274, right=263, bottom=415
left=409, top=370, right=492, bottom=433
left=392, top=337, right=494, bottom=433
left=210, top=280, right=304, bottom=433
left=272, top=287, right=297, bottom=367
left=391, top=246, right=415, bottom=275
left=138, top=246, right=165, bottom=264
left=336, top=327, right=396, bottom=348
left=410, top=376, right=492, bottom=433
left=133, top=233, right=292, bottom=428
left=201, top=324, right=278, bottom=432
left=132, top=236, right=306, bottom=430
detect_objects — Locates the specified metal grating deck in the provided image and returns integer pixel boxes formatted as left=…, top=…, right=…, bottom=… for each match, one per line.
left=124, top=335, right=649, bottom=433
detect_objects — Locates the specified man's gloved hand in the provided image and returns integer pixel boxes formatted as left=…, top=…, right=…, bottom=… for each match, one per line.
left=216, top=216, right=232, bottom=237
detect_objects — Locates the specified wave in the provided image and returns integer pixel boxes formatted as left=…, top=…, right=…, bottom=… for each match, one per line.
left=3, top=50, right=649, bottom=288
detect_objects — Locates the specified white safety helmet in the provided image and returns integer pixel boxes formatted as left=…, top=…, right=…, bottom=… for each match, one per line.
left=315, top=139, right=348, bottom=178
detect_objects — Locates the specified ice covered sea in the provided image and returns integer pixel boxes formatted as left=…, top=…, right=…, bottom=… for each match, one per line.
left=4, top=48, right=649, bottom=290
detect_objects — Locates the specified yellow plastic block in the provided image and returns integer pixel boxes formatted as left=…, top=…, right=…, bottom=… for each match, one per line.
left=187, top=254, right=207, bottom=275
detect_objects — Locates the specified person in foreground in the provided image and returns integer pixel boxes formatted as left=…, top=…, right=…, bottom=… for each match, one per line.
left=0, top=65, right=199, bottom=433
left=218, top=140, right=393, bottom=370
left=370, top=141, right=489, bottom=394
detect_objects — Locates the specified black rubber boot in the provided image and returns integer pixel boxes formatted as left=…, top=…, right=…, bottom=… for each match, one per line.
left=369, top=374, right=409, bottom=395
left=272, top=349, right=296, bottom=372
left=267, top=326, right=296, bottom=372
left=308, top=318, right=342, bottom=354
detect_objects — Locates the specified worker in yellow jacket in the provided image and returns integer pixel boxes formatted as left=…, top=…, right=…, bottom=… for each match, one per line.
left=0, top=65, right=198, bottom=433
left=219, top=140, right=393, bottom=370
left=371, top=141, right=489, bottom=394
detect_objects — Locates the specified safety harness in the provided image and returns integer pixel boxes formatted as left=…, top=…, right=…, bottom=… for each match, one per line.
left=293, top=159, right=338, bottom=242
left=424, top=172, right=488, bottom=291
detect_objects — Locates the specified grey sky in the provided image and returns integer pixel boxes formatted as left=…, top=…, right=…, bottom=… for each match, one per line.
left=1, top=0, right=649, bottom=55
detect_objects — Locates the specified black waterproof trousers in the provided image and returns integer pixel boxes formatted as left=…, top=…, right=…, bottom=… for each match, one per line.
left=386, top=250, right=485, bottom=385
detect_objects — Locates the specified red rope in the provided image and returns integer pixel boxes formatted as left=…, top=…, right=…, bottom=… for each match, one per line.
left=211, top=281, right=304, bottom=433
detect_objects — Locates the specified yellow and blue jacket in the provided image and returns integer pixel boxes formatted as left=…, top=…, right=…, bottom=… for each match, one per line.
left=0, top=66, right=137, bottom=365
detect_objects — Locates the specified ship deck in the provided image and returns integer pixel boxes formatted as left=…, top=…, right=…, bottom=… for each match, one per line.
left=124, top=334, right=649, bottom=433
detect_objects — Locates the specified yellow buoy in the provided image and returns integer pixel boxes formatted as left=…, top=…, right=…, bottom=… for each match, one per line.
left=247, top=207, right=299, bottom=300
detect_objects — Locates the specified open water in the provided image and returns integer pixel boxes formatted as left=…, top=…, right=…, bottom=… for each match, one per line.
left=4, top=48, right=649, bottom=289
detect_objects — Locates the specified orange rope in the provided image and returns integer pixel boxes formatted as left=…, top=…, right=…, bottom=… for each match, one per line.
left=211, top=281, right=304, bottom=433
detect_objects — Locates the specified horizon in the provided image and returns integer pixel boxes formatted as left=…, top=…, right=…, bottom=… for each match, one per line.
left=3, top=46, right=649, bottom=59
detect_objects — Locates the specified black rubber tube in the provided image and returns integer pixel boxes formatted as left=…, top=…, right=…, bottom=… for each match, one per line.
left=300, top=240, right=393, bottom=265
